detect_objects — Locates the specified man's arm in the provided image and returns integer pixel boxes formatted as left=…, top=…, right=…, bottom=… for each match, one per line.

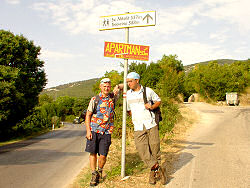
left=85, top=110, right=93, bottom=140
left=145, top=101, right=161, bottom=111
left=113, top=84, right=123, bottom=96
left=127, top=110, right=132, bottom=116
left=144, top=87, right=161, bottom=110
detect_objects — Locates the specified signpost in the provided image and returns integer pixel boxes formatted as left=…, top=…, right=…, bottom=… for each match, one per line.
left=100, top=11, right=156, bottom=179
left=99, top=11, right=156, bottom=30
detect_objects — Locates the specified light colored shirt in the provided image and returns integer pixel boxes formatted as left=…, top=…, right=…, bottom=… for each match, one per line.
left=127, top=86, right=161, bottom=131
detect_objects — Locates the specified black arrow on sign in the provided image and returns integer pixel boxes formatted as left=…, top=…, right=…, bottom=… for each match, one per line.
left=143, top=14, right=153, bottom=24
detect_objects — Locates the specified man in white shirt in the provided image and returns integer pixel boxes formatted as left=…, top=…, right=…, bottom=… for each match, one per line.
left=126, top=72, right=167, bottom=185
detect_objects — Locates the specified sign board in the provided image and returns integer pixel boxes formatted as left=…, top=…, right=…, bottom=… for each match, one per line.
left=104, top=41, right=149, bottom=61
left=99, top=11, right=156, bottom=30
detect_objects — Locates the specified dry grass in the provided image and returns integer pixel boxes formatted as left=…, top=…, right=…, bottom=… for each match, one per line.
left=69, top=104, right=198, bottom=188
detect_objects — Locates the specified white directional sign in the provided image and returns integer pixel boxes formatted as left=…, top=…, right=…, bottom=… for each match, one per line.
left=99, top=11, right=156, bottom=30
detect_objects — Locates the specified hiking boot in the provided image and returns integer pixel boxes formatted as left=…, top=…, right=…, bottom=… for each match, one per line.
left=90, top=171, right=99, bottom=186
left=158, top=166, right=167, bottom=185
left=149, top=170, right=156, bottom=185
left=98, top=169, right=103, bottom=182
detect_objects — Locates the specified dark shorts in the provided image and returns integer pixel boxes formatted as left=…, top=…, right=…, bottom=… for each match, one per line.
left=85, top=131, right=111, bottom=156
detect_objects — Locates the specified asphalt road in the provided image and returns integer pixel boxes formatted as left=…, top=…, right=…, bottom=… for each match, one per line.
left=0, top=123, right=88, bottom=188
left=167, top=102, right=250, bottom=188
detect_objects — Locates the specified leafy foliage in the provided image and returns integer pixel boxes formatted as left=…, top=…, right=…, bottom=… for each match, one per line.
left=0, top=30, right=46, bottom=139
left=158, top=55, right=184, bottom=99
left=140, top=62, right=163, bottom=89
left=184, top=60, right=250, bottom=101
left=73, top=97, right=91, bottom=117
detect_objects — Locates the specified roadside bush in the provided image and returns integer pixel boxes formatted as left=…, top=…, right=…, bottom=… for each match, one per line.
left=73, top=97, right=90, bottom=117
left=159, top=97, right=181, bottom=138
left=64, top=115, right=76, bottom=123
left=14, top=108, right=50, bottom=138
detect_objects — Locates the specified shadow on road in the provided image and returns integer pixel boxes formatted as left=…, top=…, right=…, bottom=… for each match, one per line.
left=0, top=128, right=86, bottom=154
left=172, top=140, right=214, bottom=150
left=0, top=138, right=44, bottom=154
left=0, top=148, right=86, bottom=165
left=161, top=140, right=214, bottom=184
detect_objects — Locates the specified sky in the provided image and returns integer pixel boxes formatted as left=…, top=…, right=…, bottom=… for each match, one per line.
left=1, top=0, right=249, bottom=88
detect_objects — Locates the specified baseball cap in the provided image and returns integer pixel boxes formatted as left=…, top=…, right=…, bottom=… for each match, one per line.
left=127, top=72, right=140, bottom=79
left=100, top=78, right=111, bottom=84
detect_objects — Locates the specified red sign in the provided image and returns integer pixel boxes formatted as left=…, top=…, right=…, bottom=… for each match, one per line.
left=104, top=41, right=149, bottom=61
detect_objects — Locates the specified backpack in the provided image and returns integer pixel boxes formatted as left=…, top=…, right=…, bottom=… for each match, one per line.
left=92, top=92, right=116, bottom=114
left=142, top=86, right=162, bottom=125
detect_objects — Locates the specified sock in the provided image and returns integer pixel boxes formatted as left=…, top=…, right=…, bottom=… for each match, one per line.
left=98, top=167, right=103, bottom=172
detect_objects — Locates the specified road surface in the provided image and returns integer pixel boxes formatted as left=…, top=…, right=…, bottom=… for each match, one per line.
left=167, top=102, right=250, bottom=188
left=0, top=123, right=88, bottom=188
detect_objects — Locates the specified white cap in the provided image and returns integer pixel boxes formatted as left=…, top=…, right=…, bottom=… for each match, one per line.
left=100, top=78, right=111, bottom=84
left=127, top=72, right=140, bottom=79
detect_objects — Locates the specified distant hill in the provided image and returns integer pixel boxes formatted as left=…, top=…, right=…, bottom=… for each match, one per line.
left=42, top=59, right=247, bottom=99
left=184, top=59, right=244, bottom=73
left=42, top=78, right=98, bottom=99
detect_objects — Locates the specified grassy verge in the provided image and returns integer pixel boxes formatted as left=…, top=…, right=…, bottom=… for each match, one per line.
left=69, top=104, right=198, bottom=188
left=0, top=129, right=51, bottom=147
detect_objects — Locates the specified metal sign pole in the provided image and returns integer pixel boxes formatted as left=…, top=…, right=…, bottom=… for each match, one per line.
left=121, top=26, right=129, bottom=178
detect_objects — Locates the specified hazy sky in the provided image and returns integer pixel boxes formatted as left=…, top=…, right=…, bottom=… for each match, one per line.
left=1, top=0, right=249, bottom=88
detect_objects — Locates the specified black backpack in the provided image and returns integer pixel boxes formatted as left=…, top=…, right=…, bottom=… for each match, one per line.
left=142, top=86, right=162, bottom=125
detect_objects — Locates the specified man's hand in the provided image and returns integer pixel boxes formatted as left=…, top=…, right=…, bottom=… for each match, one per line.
left=113, top=85, right=120, bottom=95
left=85, top=110, right=93, bottom=140
left=145, top=101, right=161, bottom=111
left=86, top=131, right=92, bottom=140
left=145, top=103, right=153, bottom=110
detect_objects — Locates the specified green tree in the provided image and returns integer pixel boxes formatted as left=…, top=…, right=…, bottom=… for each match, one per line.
left=73, top=97, right=91, bottom=117
left=128, top=61, right=147, bottom=77
left=185, top=60, right=250, bottom=101
left=140, top=62, right=163, bottom=89
left=0, top=30, right=46, bottom=139
left=157, top=54, right=184, bottom=99
left=39, top=94, right=53, bottom=106
left=183, top=71, right=196, bottom=100
left=55, top=96, right=75, bottom=120
left=227, top=60, right=250, bottom=92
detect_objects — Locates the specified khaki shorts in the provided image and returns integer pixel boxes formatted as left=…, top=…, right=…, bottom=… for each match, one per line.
left=134, top=125, right=161, bottom=168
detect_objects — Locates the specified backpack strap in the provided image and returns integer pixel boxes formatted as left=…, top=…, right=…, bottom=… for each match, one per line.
left=93, top=95, right=100, bottom=114
left=143, top=86, right=147, bottom=104
left=109, top=92, right=116, bottom=108
left=143, top=86, right=162, bottom=125
left=109, top=92, right=116, bottom=118
left=143, top=86, right=154, bottom=118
